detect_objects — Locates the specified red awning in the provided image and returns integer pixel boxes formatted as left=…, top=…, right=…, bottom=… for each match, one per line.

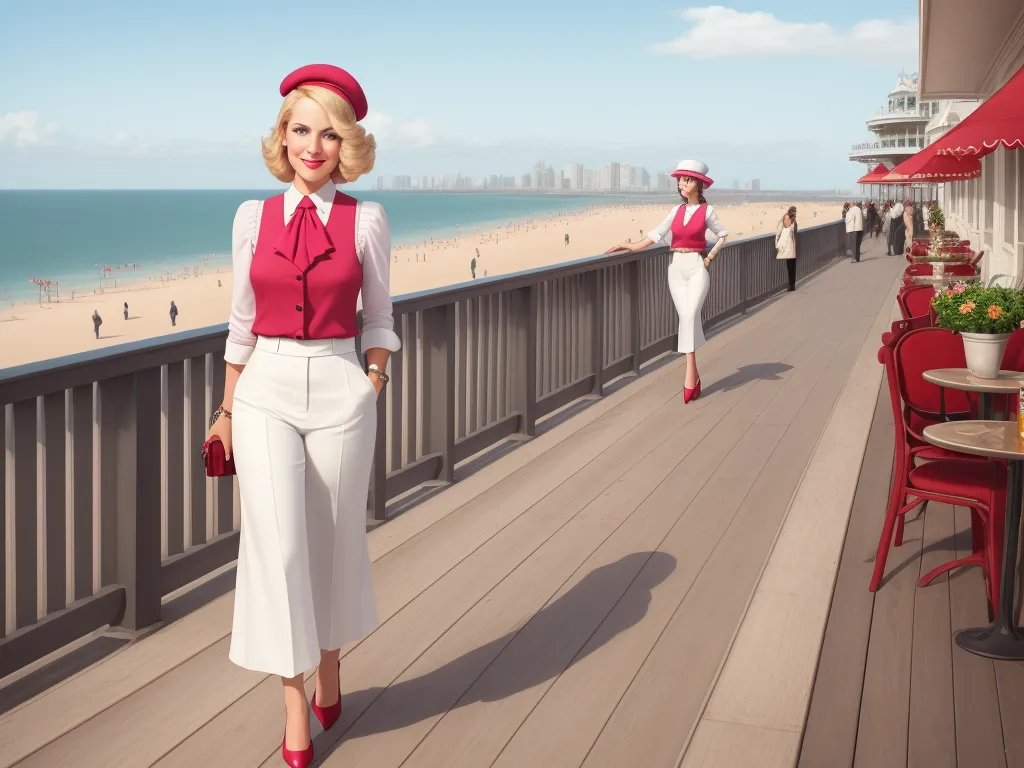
left=857, top=163, right=890, bottom=183
left=931, top=61, right=1024, bottom=158
left=879, top=148, right=981, bottom=183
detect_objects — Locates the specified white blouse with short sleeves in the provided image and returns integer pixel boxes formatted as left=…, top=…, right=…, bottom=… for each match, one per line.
left=646, top=203, right=729, bottom=246
left=224, top=181, right=402, bottom=365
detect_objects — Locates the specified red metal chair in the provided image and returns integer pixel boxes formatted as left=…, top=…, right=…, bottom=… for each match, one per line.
left=943, top=263, right=978, bottom=276
left=871, top=327, right=1005, bottom=610
left=898, top=285, right=936, bottom=321
left=969, top=250, right=986, bottom=268
left=904, top=263, right=932, bottom=276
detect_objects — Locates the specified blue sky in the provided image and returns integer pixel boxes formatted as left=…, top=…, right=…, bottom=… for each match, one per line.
left=0, top=0, right=920, bottom=190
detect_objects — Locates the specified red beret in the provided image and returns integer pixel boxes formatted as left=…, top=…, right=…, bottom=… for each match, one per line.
left=279, top=64, right=368, bottom=122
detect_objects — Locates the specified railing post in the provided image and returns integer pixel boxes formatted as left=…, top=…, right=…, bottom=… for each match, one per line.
left=11, top=399, right=37, bottom=631
left=422, top=304, right=456, bottom=483
left=630, top=259, right=641, bottom=374
left=99, top=370, right=162, bottom=632
left=512, top=285, right=538, bottom=436
left=591, top=268, right=605, bottom=395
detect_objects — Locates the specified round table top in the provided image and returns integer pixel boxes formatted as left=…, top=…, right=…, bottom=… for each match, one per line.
left=923, top=420, right=1024, bottom=461
left=923, top=368, right=1024, bottom=393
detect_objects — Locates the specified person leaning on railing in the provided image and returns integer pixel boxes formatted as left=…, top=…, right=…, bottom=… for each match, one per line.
left=205, top=64, right=401, bottom=768
left=607, top=159, right=728, bottom=405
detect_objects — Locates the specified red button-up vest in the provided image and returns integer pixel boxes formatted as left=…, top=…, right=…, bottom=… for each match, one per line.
left=669, top=204, right=708, bottom=251
left=249, top=192, right=362, bottom=341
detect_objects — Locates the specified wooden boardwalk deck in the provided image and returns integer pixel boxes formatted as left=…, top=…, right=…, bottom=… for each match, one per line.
left=0, top=241, right=904, bottom=768
left=799, top=372, right=1024, bottom=768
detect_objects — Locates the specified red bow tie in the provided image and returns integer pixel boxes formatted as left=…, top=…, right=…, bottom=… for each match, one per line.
left=273, top=196, right=335, bottom=271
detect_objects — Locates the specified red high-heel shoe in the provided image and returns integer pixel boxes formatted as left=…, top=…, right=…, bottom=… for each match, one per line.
left=312, top=664, right=343, bottom=731
left=692, top=378, right=702, bottom=400
left=683, top=384, right=695, bottom=404
left=281, top=732, right=313, bottom=768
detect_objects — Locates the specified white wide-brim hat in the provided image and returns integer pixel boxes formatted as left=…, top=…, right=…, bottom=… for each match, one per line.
left=670, top=159, right=714, bottom=188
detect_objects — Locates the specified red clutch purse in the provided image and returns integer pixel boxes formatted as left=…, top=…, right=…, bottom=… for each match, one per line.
left=202, top=436, right=236, bottom=477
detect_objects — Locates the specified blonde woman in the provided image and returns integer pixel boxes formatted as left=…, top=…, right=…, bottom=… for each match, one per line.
left=206, top=65, right=401, bottom=768
left=609, top=160, right=728, bottom=403
left=776, top=206, right=798, bottom=291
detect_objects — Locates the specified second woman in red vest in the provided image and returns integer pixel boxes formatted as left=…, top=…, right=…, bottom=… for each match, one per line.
left=611, top=159, right=728, bottom=403
left=206, top=64, right=401, bottom=768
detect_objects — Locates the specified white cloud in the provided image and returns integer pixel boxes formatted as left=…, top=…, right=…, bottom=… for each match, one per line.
left=363, top=111, right=438, bottom=148
left=0, top=111, right=59, bottom=146
left=650, top=6, right=916, bottom=60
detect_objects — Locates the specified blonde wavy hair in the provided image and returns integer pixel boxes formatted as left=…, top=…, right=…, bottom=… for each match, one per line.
left=261, top=86, right=376, bottom=184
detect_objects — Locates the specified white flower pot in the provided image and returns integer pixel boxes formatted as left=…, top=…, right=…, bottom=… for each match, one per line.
left=961, top=332, right=1011, bottom=379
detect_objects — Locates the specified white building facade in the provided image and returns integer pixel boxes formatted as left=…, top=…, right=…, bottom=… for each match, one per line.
left=920, top=0, right=1024, bottom=285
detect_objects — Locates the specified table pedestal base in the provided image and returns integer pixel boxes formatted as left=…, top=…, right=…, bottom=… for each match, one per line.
left=955, top=622, right=1024, bottom=660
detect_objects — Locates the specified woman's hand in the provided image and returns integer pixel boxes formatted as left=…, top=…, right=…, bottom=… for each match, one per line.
left=369, top=373, right=384, bottom=396
left=607, top=242, right=635, bottom=253
left=207, top=412, right=233, bottom=459
left=703, top=256, right=712, bottom=269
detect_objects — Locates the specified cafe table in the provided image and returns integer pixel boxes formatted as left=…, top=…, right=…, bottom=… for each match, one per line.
left=923, top=368, right=1024, bottom=420
left=922, top=420, right=1024, bottom=659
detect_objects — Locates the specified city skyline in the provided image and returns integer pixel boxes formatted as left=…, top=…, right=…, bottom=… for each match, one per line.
left=376, top=160, right=766, bottom=193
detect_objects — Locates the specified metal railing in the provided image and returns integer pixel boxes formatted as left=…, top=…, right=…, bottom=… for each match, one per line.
left=0, top=220, right=845, bottom=676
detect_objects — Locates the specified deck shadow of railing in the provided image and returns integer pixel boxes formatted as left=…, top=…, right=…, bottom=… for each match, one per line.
left=313, top=551, right=675, bottom=762
left=0, top=221, right=846, bottom=681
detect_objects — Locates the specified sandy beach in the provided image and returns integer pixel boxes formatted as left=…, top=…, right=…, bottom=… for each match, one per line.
left=0, top=201, right=838, bottom=368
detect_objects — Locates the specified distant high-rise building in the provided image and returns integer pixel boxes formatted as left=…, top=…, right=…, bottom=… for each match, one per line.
left=641, top=168, right=651, bottom=190
left=555, top=170, right=565, bottom=190
left=751, top=178, right=761, bottom=191
left=732, top=178, right=740, bottom=190
left=521, top=173, right=531, bottom=188
left=620, top=164, right=632, bottom=191
left=656, top=172, right=670, bottom=191
left=566, top=163, right=584, bottom=190
left=609, top=162, right=620, bottom=191
left=545, top=166, right=555, bottom=189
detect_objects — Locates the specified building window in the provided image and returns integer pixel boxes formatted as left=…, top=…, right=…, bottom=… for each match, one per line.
left=1005, top=151, right=1017, bottom=247
left=907, top=96, right=917, bottom=110
left=932, top=101, right=939, bottom=112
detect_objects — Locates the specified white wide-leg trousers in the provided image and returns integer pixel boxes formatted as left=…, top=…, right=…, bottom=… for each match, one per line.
left=228, top=336, right=379, bottom=678
left=667, top=251, right=711, bottom=354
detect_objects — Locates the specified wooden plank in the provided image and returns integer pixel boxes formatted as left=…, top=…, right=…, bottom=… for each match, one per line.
left=680, top=720, right=800, bottom=768
left=907, top=502, right=956, bottom=768
left=949, top=505, right=1007, bottom=768
left=851, top=510, right=923, bottom=768
left=994, top=655, right=1024, bottom=767
left=798, top=386, right=895, bottom=767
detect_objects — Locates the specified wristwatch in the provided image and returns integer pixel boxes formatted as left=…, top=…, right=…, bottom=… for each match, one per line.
left=368, top=364, right=390, bottom=386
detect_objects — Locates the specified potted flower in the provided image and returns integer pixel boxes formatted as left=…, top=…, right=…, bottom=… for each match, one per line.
left=927, top=201, right=946, bottom=231
left=932, top=283, right=1024, bottom=378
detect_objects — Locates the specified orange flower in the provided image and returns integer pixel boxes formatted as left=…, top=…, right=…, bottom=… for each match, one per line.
left=959, top=301, right=976, bottom=315
left=944, top=289, right=955, bottom=297
left=988, top=305, right=1004, bottom=320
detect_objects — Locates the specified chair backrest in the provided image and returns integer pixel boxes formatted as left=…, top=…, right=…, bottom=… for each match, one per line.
left=893, top=327, right=972, bottom=421
left=1002, top=328, right=1024, bottom=371
left=878, top=320, right=923, bottom=459
left=944, top=263, right=978, bottom=276
left=969, top=250, right=986, bottom=267
left=899, top=285, right=935, bottom=320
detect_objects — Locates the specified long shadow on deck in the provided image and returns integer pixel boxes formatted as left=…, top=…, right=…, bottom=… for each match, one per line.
left=700, top=362, right=793, bottom=397
left=315, top=551, right=675, bottom=763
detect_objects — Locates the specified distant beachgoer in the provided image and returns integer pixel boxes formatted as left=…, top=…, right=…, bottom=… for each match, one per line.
left=218, top=279, right=222, bottom=288
left=608, top=159, right=727, bottom=405
left=92, top=310, right=102, bottom=339
left=124, top=301, right=129, bottom=321
left=169, top=300, right=179, bottom=326
left=471, top=257, right=477, bottom=279
left=775, top=206, right=798, bottom=292
left=564, top=233, right=569, bottom=247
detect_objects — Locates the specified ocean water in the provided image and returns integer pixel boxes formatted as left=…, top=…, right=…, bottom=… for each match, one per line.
left=0, top=190, right=650, bottom=301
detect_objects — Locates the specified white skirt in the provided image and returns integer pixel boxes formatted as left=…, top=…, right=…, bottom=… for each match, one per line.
left=228, top=335, right=379, bottom=678
left=667, top=251, right=711, bottom=354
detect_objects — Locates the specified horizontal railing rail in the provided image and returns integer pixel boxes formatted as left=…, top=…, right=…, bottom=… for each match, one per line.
left=0, top=220, right=845, bottom=677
